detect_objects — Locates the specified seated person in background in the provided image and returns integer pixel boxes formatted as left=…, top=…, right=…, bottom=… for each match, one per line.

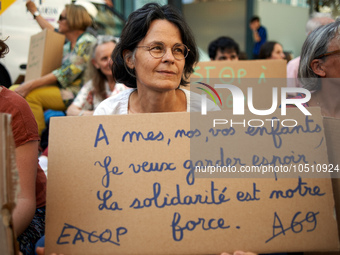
left=40, top=36, right=127, bottom=171
left=0, top=39, right=46, bottom=255
left=258, top=41, right=285, bottom=60
left=298, top=17, right=340, bottom=118
left=11, top=4, right=96, bottom=136
left=66, top=35, right=127, bottom=116
left=208, top=36, right=240, bottom=61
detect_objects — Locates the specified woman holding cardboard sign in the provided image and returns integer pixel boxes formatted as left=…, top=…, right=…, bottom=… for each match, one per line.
left=93, top=3, right=255, bottom=255
left=11, top=4, right=96, bottom=136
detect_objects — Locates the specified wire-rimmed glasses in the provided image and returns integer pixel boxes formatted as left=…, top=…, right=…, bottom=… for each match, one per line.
left=136, top=42, right=190, bottom=60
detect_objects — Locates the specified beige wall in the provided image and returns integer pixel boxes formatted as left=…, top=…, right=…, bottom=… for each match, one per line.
left=258, top=1, right=309, bottom=58
left=183, top=0, right=309, bottom=60
left=183, top=0, right=247, bottom=60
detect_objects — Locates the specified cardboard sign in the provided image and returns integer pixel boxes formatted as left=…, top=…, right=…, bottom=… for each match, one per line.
left=190, top=60, right=287, bottom=111
left=192, top=59, right=287, bottom=81
left=46, top=108, right=339, bottom=254
left=0, top=113, right=19, bottom=255
left=324, top=118, right=340, bottom=168
left=25, top=29, right=65, bottom=82
left=323, top=118, right=340, bottom=243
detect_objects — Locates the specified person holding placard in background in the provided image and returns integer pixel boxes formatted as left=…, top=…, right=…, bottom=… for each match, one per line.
left=26, top=0, right=118, bottom=37
left=10, top=4, right=96, bottom=136
left=25, top=0, right=99, bottom=36
left=37, top=35, right=127, bottom=175
left=0, top=39, right=47, bottom=255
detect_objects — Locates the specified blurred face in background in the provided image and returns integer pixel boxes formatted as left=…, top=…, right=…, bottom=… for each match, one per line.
left=270, top=43, right=285, bottom=60
left=214, top=49, right=239, bottom=61
left=92, top=41, right=116, bottom=77
left=249, top=20, right=260, bottom=30
left=58, top=9, right=69, bottom=33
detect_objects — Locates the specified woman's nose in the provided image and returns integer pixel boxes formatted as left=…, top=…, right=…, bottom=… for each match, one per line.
left=162, top=48, right=175, bottom=62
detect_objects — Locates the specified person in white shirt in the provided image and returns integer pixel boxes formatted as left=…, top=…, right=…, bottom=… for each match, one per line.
left=67, top=35, right=127, bottom=116
left=94, top=3, right=219, bottom=116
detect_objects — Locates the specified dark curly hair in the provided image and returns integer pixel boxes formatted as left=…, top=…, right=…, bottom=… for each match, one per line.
left=208, top=36, right=240, bottom=60
left=112, top=2, right=199, bottom=88
left=0, top=39, right=9, bottom=58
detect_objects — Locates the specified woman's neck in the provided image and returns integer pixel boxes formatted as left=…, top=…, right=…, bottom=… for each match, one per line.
left=65, top=30, right=84, bottom=49
left=128, top=88, right=186, bottom=114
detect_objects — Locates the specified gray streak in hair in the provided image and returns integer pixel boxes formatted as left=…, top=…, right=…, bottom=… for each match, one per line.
left=306, top=12, right=334, bottom=35
left=298, top=17, right=339, bottom=91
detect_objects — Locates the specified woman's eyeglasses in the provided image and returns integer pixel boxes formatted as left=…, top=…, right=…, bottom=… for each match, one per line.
left=136, top=42, right=190, bottom=60
left=59, top=15, right=67, bottom=21
left=315, top=49, right=340, bottom=59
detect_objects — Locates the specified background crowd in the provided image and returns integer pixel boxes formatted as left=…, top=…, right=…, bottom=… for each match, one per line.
left=0, top=1, right=339, bottom=255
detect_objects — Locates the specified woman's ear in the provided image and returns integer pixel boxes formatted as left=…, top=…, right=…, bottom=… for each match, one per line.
left=91, top=59, right=99, bottom=69
left=123, top=49, right=135, bottom=69
left=310, top=59, right=326, bottom=77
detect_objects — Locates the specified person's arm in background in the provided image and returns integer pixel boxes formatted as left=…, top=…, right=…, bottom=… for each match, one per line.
left=66, top=103, right=94, bottom=116
left=26, top=0, right=55, bottom=31
left=252, top=29, right=261, bottom=42
left=66, top=81, right=95, bottom=116
left=14, top=35, right=95, bottom=99
left=105, top=0, right=114, bottom=7
left=250, top=23, right=261, bottom=42
left=12, top=140, right=38, bottom=236
left=14, top=72, right=57, bottom=98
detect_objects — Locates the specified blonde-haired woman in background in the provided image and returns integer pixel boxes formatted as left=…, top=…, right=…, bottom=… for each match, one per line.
left=11, top=4, right=96, bottom=135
